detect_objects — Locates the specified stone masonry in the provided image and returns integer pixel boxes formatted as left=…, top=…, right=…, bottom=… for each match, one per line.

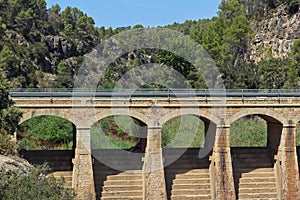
left=13, top=95, right=300, bottom=199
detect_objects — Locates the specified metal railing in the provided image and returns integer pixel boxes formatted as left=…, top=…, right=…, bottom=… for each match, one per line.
left=9, top=88, right=300, bottom=98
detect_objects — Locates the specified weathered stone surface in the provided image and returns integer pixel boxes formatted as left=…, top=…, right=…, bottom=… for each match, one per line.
left=0, top=154, right=33, bottom=173
left=250, top=5, right=300, bottom=63
left=12, top=95, right=300, bottom=199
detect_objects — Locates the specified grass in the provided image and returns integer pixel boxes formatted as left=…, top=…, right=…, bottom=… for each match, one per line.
left=230, top=117, right=267, bottom=147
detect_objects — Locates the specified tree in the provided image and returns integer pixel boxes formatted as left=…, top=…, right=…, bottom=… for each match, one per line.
left=55, top=61, right=73, bottom=88
left=0, top=66, right=22, bottom=135
left=214, top=0, right=254, bottom=88
left=283, top=39, right=300, bottom=89
left=0, top=45, right=19, bottom=77
left=258, top=58, right=287, bottom=89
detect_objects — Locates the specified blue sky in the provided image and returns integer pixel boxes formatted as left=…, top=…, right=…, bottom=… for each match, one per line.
left=46, top=0, right=222, bottom=28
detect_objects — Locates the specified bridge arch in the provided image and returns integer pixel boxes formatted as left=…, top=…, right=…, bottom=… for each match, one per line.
left=228, top=108, right=286, bottom=154
left=226, top=108, right=288, bottom=126
left=94, top=110, right=149, bottom=126
left=20, top=110, right=77, bottom=126
left=159, top=109, right=219, bottom=126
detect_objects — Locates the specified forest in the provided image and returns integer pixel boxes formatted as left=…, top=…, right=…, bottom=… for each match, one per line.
left=1, top=0, right=300, bottom=152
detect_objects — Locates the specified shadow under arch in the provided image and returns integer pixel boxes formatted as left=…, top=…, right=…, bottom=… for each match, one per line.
left=228, top=109, right=286, bottom=199
left=18, top=114, right=76, bottom=173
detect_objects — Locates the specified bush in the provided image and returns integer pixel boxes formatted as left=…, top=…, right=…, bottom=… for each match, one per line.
left=0, top=166, right=75, bottom=200
left=0, top=130, right=18, bottom=156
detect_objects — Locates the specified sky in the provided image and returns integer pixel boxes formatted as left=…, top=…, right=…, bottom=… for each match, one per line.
left=45, top=0, right=222, bottom=28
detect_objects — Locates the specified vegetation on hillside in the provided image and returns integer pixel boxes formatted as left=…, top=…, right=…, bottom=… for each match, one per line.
left=91, top=116, right=142, bottom=149
left=0, top=166, right=75, bottom=200
left=18, top=116, right=74, bottom=150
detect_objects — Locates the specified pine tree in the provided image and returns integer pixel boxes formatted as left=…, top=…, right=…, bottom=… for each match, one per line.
left=55, top=61, right=73, bottom=88
left=0, top=66, right=22, bottom=135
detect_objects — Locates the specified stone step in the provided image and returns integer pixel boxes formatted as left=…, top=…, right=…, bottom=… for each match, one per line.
left=238, top=193, right=278, bottom=199
left=103, top=180, right=143, bottom=186
left=239, top=177, right=276, bottom=183
left=241, top=171, right=274, bottom=178
left=239, top=199, right=277, bottom=200
left=172, top=184, right=210, bottom=190
left=171, top=194, right=211, bottom=200
left=175, top=173, right=210, bottom=179
left=103, top=185, right=142, bottom=192
left=239, top=182, right=277, bottom=188
left=102, top=190, right=143, bottom=197
left=101, top=196, right=143, bottom=200
left=172, top=179, right=210, bottom=184
left=171, top=189, right=211, bottom=196
left=106, top=175, right=142, bottom=181
left=239, top=187, right=277, bottom=194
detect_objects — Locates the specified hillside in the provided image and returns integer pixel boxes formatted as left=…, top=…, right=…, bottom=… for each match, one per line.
left=0, top=0, right=299, bottom=90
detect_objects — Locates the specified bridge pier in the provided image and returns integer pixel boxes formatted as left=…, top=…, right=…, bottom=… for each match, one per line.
left=212, top=122, right=235, bottom=200
left=72, top=127, right=95, bottom=200
left=279, top=122, right=299, bottom=199
left=143, top=126, right=167, bottom=200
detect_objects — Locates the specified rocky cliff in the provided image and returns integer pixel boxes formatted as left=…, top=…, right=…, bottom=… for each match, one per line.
left=250, top=5, right=300, bottom=63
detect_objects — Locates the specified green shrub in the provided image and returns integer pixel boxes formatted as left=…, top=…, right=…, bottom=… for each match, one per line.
left=230, top=117, right=267, bottom=147
left=162, top=115, right=205, bottom=148
left=0, top=130, right=18, bottom=156
left=0, top=166, right=75, bottom=200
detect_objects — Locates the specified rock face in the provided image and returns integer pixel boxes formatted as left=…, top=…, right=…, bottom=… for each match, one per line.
left=250, top=5, right=300, bottom=63
left=0, top=154, right=33, bottom=174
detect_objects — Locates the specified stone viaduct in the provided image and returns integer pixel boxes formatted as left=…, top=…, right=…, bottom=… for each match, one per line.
left=10, top=90, right=300, bottom=200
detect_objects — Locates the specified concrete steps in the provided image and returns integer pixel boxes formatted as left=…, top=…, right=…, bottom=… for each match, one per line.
left=47, top=171, right=73, bottom=188
left=231, top=147, right=278, bottom=200
left=101, top=170, right=143, bottom=200
left=92, top=150, right=144, bottom=200
left=163, top=148, right=211, bottom=200
left=170, top=169, right=211, bottom=200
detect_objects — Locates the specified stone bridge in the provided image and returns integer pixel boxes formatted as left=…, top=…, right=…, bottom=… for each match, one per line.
left=10, top=89, right=300, bottom=199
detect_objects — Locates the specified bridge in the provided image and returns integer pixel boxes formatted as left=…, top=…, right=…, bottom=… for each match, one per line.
left=10, top=89, right=300, bottom=200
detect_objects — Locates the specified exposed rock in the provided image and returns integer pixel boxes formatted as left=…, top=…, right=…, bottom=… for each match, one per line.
left=0, top=154, right=33, bottom=174
left=45, top=35, right=77, bottom=59
left=250, top=5, right=300, bottom=63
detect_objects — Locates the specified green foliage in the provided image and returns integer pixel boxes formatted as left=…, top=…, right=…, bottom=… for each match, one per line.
left=284, top=39, right=300, bottom=88
left=0, top=66, right=22, bottom=135
left=0, top=167, right=75, bottom=200
left=162, top=115, right=205, bottom=148
left=0, top=130, right=18, bottom=155
left=55, top=61, right=73, bottom=88
left=91, top=116, right=141, bottom=149
left=258, top=57, right=288, bottom=89
left=19, top=116, right=73, bottom=150
left=230, top=117, right=267, bottom=147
